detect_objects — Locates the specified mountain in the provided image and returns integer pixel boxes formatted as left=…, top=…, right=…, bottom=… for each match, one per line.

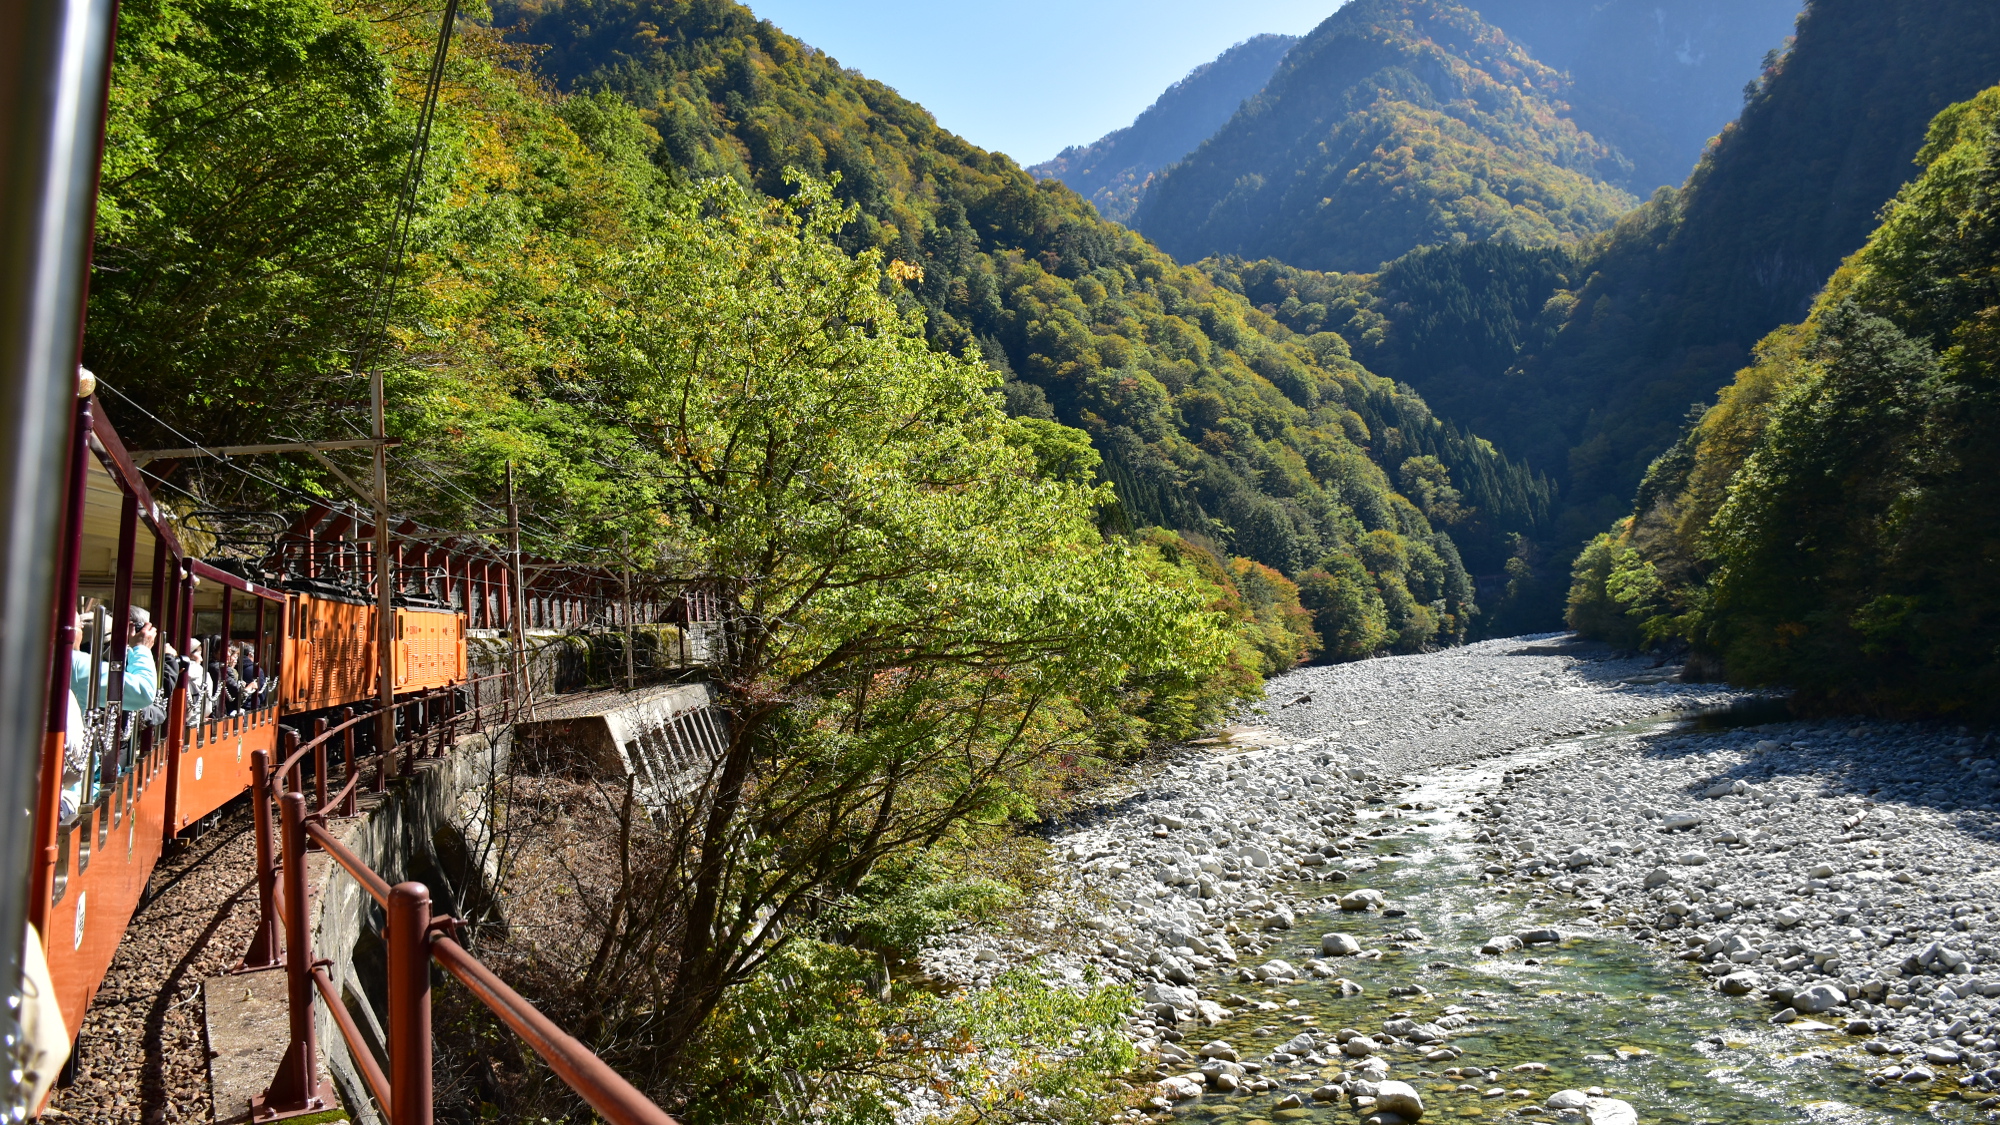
left=1216, top=0, right=2000, bottom=626
left=1567, top=83, right=2000, bottom=716
left=1417, top=0, right=2000, bottom=538
left=1029, top=34, right=1296, bottom=225
left=1473, top=0, right=1804, bottom=194
left=491, top=0, right=1560, bottom=651
left=1133, top=0, right=1637, bottom=273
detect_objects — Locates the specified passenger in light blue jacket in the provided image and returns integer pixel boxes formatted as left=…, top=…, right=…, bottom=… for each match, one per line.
left=70, top=605, right=157, bottom=713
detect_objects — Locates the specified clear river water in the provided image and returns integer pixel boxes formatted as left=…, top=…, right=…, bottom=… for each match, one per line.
left=1163, top=718, right=1971, bottom=1125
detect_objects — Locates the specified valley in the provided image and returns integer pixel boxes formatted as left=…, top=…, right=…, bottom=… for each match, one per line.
left=35, top=0, right=2000, bottom=1119
left=930, top=641, right=2000, bottom=1123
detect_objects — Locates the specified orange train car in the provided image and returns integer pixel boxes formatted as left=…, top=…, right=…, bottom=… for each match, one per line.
left=280, top=591, right=466, bottom=714
left=28, top=397, right=694, bottom=1084
left=27, top=401, right=490, bottom=1057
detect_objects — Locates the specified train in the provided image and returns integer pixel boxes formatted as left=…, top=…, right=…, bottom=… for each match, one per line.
left=26, top=389, right=692, bottom=1075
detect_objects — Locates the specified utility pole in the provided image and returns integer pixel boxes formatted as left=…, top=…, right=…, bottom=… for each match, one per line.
left=622, top=529, right=635, bottom=694
left=506, top=463, right=533, bottom=718
left=372, top=367, right=396, bottom=774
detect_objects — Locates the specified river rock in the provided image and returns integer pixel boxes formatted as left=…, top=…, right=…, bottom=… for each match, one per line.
left=1793, top=983, right=1846, bottom=1014
left=1258, top=959, right=1299, bottom=981
left=1584, top=1097, right=1638, bottom=1125
left=1142, top=982, right=1198, bottom=1010
left=1343, top=1035, right=1382, bottom=1057
left=1198, top=1041, right=1239, bottom=1061
left=1546, top=1090, right=1589, bottom=1110
left=1274, top=1092, right=1305, bottom=1109
left=1200, top=1060, right=1245, bottom=1081
left=1160, top=1074, right=1204, bottom=1100
left=1375, top=1080, right=1425, bottom=1120
left=1643, top=867, right=1676, bottom=888
left=1719, top=972, right=1760, bottom=995
left=1323, top=932, right=1363, bottom=956
left=1481, top=934, right=1524, bottom=954
left=1339, top=889, right=1388, bottom=912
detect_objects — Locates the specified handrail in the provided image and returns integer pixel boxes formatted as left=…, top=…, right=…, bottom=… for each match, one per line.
left=312, top=964, right=393, bottom=1119
left=247, top=675, right=680, bottom=1125
left=274, top=706, right=375, bottom=791
left=269, top=667, right=518, bottom=825
left=430, top=937, right=680, bottom=1125
left=302, top=820, right=392, bottom=907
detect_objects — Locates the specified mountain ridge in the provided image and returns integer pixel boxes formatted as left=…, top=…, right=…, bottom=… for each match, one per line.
left=493, top=0, right=1558, bottom=647
left=1134, top=0, right=1637, bottom=273
left=1029, top=34, right=1296, bottom=225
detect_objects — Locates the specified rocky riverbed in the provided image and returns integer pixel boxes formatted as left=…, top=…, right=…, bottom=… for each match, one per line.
left=921, top=635, right=2000, bottom=1125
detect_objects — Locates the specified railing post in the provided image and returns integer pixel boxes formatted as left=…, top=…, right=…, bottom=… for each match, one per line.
left=234, top=749, right=282, bottom=972
left=252, top=791, right=334, bottom=1119
left=311, top=716, right=329, bottom=812
left=403, top=700, right=419, bottom=775
left=280, top=727, right=301, bottom=801
left=387, top=882, right=434, bottom=1125
left=340, top=707, right=358, bottom=817
left=376, top=699, right=395, bottom=792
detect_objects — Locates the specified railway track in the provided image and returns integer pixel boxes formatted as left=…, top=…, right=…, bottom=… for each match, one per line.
left=43, top=809, right=258, bottom=1125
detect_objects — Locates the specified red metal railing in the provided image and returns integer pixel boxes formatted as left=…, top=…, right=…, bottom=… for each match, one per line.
left=240, top=677, right=679, bottom=1125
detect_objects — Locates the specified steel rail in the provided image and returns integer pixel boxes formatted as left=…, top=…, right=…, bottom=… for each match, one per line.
left=428, top=937, right=681, bottom=1125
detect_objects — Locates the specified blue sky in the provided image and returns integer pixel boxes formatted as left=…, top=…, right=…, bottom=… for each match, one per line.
left=746, top=0, right=1345, bottom=166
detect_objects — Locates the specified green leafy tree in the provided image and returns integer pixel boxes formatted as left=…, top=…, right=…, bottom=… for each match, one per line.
left=540, top=178, right=1223, bottom=1091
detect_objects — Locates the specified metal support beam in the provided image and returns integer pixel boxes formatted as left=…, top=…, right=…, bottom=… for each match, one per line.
left=129, top=437, right=399, bottom=465
left=302, top=447, right=374, bottom=507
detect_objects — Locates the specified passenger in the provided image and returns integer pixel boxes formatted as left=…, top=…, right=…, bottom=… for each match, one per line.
left=183, top=637, right=212, bottom=725
left=121, top=606, right=160, bottom=717
left=69, top=606, right=158, bottom=713
left=60, top=612, right=89, bottom=821
left=218, top=643, right=247, bottom=716
left=238, top=642, right=264, bottom=712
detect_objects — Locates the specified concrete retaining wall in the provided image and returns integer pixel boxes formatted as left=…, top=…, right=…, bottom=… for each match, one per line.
left=203, top=730, right=510, bottom=1125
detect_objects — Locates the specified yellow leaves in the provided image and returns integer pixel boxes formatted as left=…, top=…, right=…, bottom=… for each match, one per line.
left=886, top=259, right=925, bottom=284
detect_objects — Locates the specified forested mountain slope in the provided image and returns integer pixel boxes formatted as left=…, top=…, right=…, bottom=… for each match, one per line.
left=1568, top=84, right=2000, bottom=717
left=1401, top=0, right=2000, bottom=543
left=1133, top=0, right=1636, bottom=273
left=1474, top=0, right=1802, bottom=194
left=1213, top=0, right=2000, bottom=628
left=1029, top=34, right=1296, bottom=224
left=492, top=0, right=1559, bottom=647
